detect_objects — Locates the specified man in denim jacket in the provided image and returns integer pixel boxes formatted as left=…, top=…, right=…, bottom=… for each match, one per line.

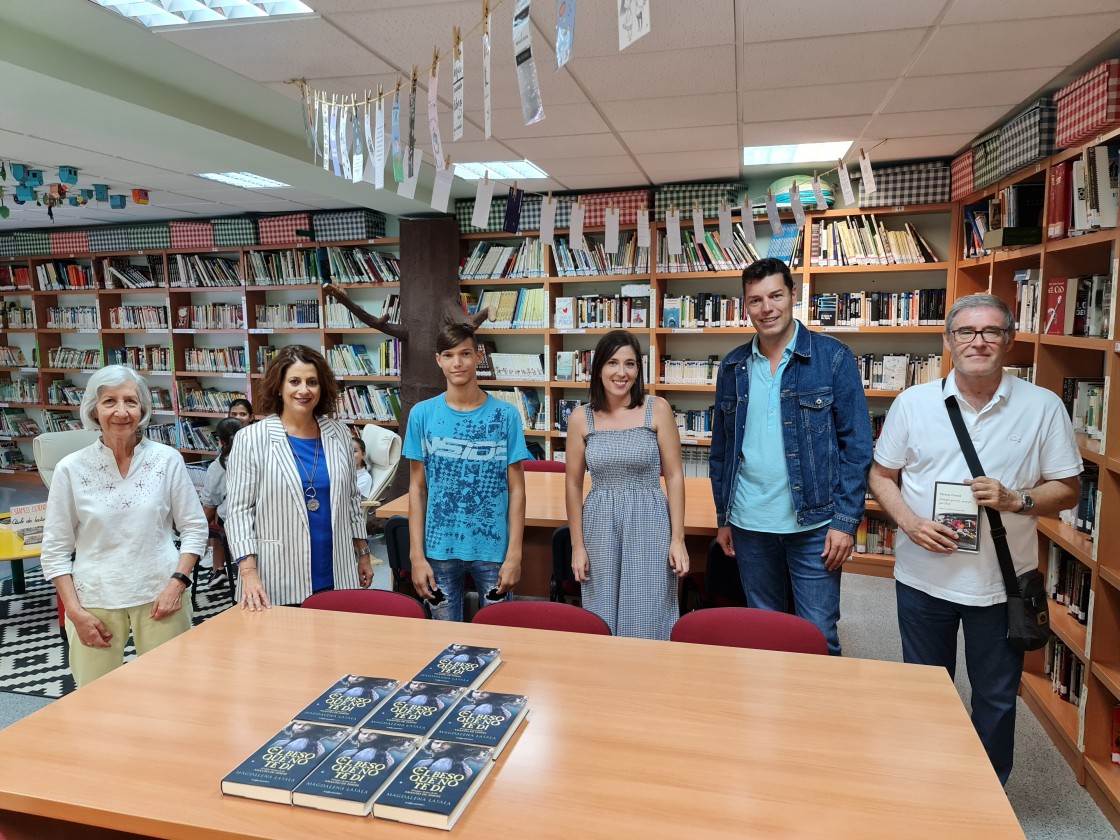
left=710, top=258, right=873, bottom=654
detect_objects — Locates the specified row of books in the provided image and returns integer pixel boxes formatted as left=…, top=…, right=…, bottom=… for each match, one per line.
left=0, top=442, right=27, bottom=469
left=254, top=301, right=321, bottom=330
left=663, top=294, right=748, bottom=329
left=855, top=353, right=943, bottom=392
left=45, top=306, right=99, bottom=329
left=962, top=208, right=993, bottom=259
left=150, top=387, right=172, bottom=410
left=3, top=303, right=34, bottom=329
left=0, top=379, right=39, bottom=404
left=257, top=346, right=279, bottom=372
left=459, top=240, right=548, bottom=280
left=177, top=380, right=247, bottom=413
left=661, top=356, right=720, bottom=385
left=1046, top=544, right=1090, bottom=626
left=177, top=418, right=219, bottom=450
left=46, top=348, right=101, bottom=369
left=247, top=249, right=322, bottom=285
left=662, top=223, right=764, bottom=274
left=1062, top=377, right=1107, bottom=442
left=327, top=343, right=379, bottom=376
left=222, top=644, right=524, bottom=829
left=35, top=261, right=96, bottom=291
left=553, top=351, right=651, bottom=385
left=1049, top=146, right=1118, bottom=241
left=0, top=408, right=39, bottom=436
left=47, top=380, right=83, bottom=406
left=472, top=288, right=548, bottom=329
left=807, top=289, right=946, bottom=327
left=171, top=254, right=241, bottom=288
left=175, top=304, right=244, bottom=331
left=553, top=233, right=651, bottom=276
left=674, top=407, right=713, bottom=439
left=103, top=258, right=159, bottom=289
left=854, top=517, right=896, bottom=555
left=488, top=387, right=545, bottom=431
left=40, top=410, right=82, bottom=433
left=484, top=351, right=546, bottom=381
left=556, top=293, right=649, bottom=330
left=1045, top=637, right=1086, bottom=708
left=145, top=422, right=177, bottom=446
left=1057, top=463, right=1100, bottom=537
left=811, top=216, right=939, bottom=267
left=336, top=385, right=401, bottom=423
left=324, top=296, right=400, bottom=328
left=108, top=345, right=172, bottom=371
left=183, top=347, right=247, bottom=374
left=324, top=246, right=401, bottom=284
left=1040, top=275, right=1113, bottom=338
left=0, top=346, right=26, bottom=367
left=108, top=305, right=170, bottom=330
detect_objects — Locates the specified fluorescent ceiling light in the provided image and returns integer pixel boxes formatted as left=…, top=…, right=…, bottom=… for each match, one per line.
left=88, top=0, right=314, bottom=28
left=742, top=142, right=853, bottom=167
left=197, top=172, right=291, bottom=188
left=453, top=160, right=549, bottom=181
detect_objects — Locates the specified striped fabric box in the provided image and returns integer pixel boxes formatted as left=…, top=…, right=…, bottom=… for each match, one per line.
left=1055, top=59, right=1120, bottom=149
left=88, top=227, right=129, bottom=253
left=213, top=217, right=258, bottom=247
left=580, top=189, right=651, bottom=226
left=950, top=151, right=975, bottom=202
left=312, top=209, right=387, bottom=242
left=0, top=235, right=16, bottom=258
left=50, top=229, right=90, bottom=255
left=257, top=213, right=314, bottom=246
left=971, top=129, right=1002, bottom=189
left=125, top=223, right=171, bottom=251
left=859, top=161, right=949, bottom=207
left=169, top=220, right=215, bottom=251
left=655, top=182, right=740, bottom=220
left=998, top=98, right=1056, bottom=178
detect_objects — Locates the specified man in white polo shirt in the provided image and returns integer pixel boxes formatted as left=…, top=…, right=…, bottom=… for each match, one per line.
left=868, top=293, right=1081, bottom=785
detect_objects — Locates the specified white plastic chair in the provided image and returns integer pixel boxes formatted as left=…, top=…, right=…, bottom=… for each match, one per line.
left=360, top=424, right=402, bottom=506
left=33, top=430, right=101, bottom=489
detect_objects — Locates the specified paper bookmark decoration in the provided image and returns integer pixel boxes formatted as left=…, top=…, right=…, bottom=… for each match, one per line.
left=391, top=81, right=404, bottom=183
left=812, top=175, right=827, bottom=210
left=504, top=186, right=524, bottom=233
left=556, top=0, right=575, bottom=67
left=540, top=195, right=558, bottom=247
left=432, top=157, right=455, bottom=212
left=483, top=2, right=492, bottom=139
left=718, top=202, right=733, bottom=250
left=321, top=99, right=330, bottom=172
left=664, top=208, right=682, bottom=256
left=765, top=191, right=782, bottom=235
left=429, top=51, right=446, bottom=170
left=373, top=91, right=386, bottom=189
left=569, top=200, right=586, bottom=251
left=859, top=149, right=877, bottom=195
left=407, top=66, right=418, bottom=178
left=351, top=100, right=364, bottom=183
left=789, top=181, right=805, bottom=228
left=397, top=150, right=422, bottom=200
left=837, top=160, right=855, bottom=205
left=472, top=176, right=495, bottom=228
left=740, top=196, right=756, bottom=244
left=636, top=208, right=651, bottom=248
left=329, top=99, right=342, bottom=178
left=513, top=0, right=545, bottom=125
left=339, top=101, right=352, bottom=180
left=605, top=206, right=620, bottom=253
left=452, top=29, right=465, bottom=142
left=618, top=0, right=650, bottom=51
left=692, top=206, right=705, bottom=247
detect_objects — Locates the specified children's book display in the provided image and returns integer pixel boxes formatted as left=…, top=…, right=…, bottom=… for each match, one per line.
left=221, top=644, right=529, bottom=830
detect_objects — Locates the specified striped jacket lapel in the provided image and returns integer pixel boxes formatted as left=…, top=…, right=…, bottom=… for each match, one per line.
left=265, top=416, right=309, bottom=519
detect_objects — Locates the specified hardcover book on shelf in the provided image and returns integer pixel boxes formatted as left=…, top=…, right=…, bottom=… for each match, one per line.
left=293, top=675, right=400, bottom=729
left=932, top=482, right=980, bottom=553
left=1043, top=278, right=1078, bottom=335
left=221, top=722, right=350, bottom=804
left=554, top=296, right=574, bottom=329
left=372, top=740, right=496, bottom=830
left=412, top=643, right=502, bottom=689
left=292, top=730, right=421, bottom=816
left=363, top=681, right=464, bottom=737
left=429, top=690, right=530, bottom=758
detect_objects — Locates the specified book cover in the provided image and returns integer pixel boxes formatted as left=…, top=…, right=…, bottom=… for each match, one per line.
left=293, top=675, right=400, bottom=729
left=364, top=681, right=464, bottom=737
left=1043, top=278, right=1077, bottom=335
left=556, top=399, right=579, bottom=432
left=292, top=730, right=420, bottom=816
left=1112, top=705, right=1120, bottom=764
left=372, top=740, right=496, bottom=830
left=553, top=296, right=574, bottom=329
left=932, top=481, right=980, bottom=553
left=661, top=297, right=681, bottom=329
left=1048, top=160, right=1072, bottom=240
left=412, top=644, right=502, bottom=689
left=430, top=690, right=530, bottom=758
left=1072, top=275, right=1094, bottom=336
left=221, top=722, right=350, bottom=804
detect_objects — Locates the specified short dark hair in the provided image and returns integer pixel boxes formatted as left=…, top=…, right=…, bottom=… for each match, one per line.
left=256, top=345, right=340, bottom=419
left=436, top=322, right=477, bottom=354
left=588, top=330, right=644, bottom=412
left=215, top=418, right=243, bottom=468
left=353, top=436, right=367, bottom=455
left=228, top=397, right=253, bottom=417
left=742, top=257, right=794, bottom=295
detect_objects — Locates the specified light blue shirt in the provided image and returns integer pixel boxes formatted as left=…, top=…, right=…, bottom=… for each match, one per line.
left=729, top=323, right=819, bottom=533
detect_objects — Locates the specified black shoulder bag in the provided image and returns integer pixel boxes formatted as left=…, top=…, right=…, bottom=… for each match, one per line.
left=943, top=389, right=1051, bottom=653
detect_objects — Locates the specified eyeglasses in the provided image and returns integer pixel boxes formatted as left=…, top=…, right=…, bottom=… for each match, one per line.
left=948, top=327, right=1009, bottom=344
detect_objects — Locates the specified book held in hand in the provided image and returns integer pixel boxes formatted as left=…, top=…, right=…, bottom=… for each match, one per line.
left=413, top=643, right=502, bottom=689
left=932, top=481, right=980, bottom=553
left=364, top=681, right=464, bottom=737
left=430, top=690, right=530, bottom=758
left=221, top=722, right=350, bottom=804
left=373, top=740, right=496, bottom=830
left=293, top=675, right=400, bottom=729
left=292, top=730, right=420, bottom=816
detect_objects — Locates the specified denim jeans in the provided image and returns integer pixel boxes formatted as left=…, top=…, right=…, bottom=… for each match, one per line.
left=895, top=581, right=1024, bottom=785
left=729, top=523, right=841, bottom=655
left=427, top=559, right=510, bottom=622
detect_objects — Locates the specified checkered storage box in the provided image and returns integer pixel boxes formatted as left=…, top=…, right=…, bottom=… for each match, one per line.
left=14, top=231, right=50, bottom=256
left=212, top=217, right=258, bottom=247
left=655, top=182, right=740, bottom=220
left=580, top=189, right=651, bottom=226
left=312, top=209, right=387, bottom=242
left=859, top=161, right=949, bottom=207
left=1055, top=59, right=1120, bottom=149
left=169, top=221, right=215, bottom=251
left=257, top=213, right=313, bottom=246
left=999, top=98, right=1056, bottom=178
left=125, top=224, right=170, bottom=251
left=950, top=151, right=975, bottom=202
left=971, top=129, right=1002, bottom=189
left=0, top=235, right=17, bottom=258
left=456, top=197, right=506, bottom=233
left=50, top=229, right=90, bottom=255
left=511, top=195, right=543, bottom=231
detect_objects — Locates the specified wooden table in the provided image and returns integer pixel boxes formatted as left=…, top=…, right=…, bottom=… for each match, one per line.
left=0, top=607, right=1023, bottom=840
left=0, top=527, right=39, bottom=595
left=376, top=473, right=718, bottom=597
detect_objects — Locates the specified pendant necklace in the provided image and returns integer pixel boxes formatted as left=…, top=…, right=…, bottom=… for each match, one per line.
left=288, top=433, right=322, bottom=512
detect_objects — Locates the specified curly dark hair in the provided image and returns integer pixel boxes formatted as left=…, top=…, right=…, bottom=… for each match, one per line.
left=256, top=345, right=340, bottom=419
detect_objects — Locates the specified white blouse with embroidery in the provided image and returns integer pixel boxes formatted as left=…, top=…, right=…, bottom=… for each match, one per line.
left=39, top=438, right=209, bottom=610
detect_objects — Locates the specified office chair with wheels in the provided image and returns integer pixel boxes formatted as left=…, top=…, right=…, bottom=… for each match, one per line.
left=360, top=425, right=402, bottom=532
left=669, top=607, right=827, bottom=655
left=301, top=589, right=427, bottom=619
left=471, top=600, right=612, bottom=635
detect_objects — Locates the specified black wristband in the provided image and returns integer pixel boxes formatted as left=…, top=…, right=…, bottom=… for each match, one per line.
left=171, top=572, right=193, bottom=589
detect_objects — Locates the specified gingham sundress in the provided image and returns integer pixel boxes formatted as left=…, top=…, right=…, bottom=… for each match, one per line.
left=581, top=397, right=677, bottom=640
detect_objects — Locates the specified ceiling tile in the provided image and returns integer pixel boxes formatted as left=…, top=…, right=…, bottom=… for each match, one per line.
left=942, top=0, right=1120, bottom=25
left=536, top=157, right=642, bottom=178
left=641, top=167, right=740, bottom=184
left=859, top=134, right=978, bottom=161
left=742, top=29, right=928, bottom=89
left=865, top=105, right=1011, bottom=138
left=554, top=174, right=652, bottom=190
left=553, top=0, right=735, bottom=57
left=620, top=125, right=739, bottom=155
left=739, top=0, right=945, bottom=41
left=568, top=46, right=737, bottom=101
left=742, top=80, right=895, bottom=123
left=507, top=134, right=627, bottom=161
left=490, top=104, right=609, bottom=139
left=742, top=116, right=871, bottom=147
left=636, top=150, right=740, bottom=170
left=881, top=68, right=1065, bottom=113
left=599, top=93, right=738, bottom=132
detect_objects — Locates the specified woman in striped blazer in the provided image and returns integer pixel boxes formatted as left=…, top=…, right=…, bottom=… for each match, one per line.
left=225, top=345, right=373, bottom=609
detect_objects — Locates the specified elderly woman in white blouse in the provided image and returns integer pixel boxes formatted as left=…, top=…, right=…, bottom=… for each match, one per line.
left=40, top=365, right=208, bottom=688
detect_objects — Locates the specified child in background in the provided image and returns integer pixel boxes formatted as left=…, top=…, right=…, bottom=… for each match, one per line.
left=353, top=436, right=374, bottom=498
left=201, top=418, right=244, bottom=587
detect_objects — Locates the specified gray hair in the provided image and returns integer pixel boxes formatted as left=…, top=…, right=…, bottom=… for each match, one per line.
left=80, top=365, right=153, bottom=432
left=945, top=293, right=1015, bottom=334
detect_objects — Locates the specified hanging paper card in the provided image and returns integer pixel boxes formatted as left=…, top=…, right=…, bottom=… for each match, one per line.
left=311, top=95, right=320, bottom=162
left=452, top=32, right=465, bottom=141
left=812, top=176, right=827, bottom=210
left=351, top=104, right=365, bottom=183
left=329, top=101, right=342, bottom=178
left=569, top=201, right=586, bottom=251
left=556, top=0, right=575, bottom=67
left=718, top=202, right=733, bottom=249
left=339, top=104, right=352, bottom=180
left=859, top=151, right=877, bottom=195
left=431, top=162, right=454, bottom=212
left=636, top=208, right=651, bottom=248
left=374, top=95, right=386, bottom=189
left=789, top=181, right=805, bottom=228
left=740, top=197, right=756, bottom=244
left=765, top=192, right=782, bottom=235
left=618, top=0, right=650, bottom=51
left=483, top=6, right=493, bottom=139
left=429, top=56, right=445, bottom=170
left=391, top=86, right=404, bottom=182
left=321, top=97, right=330, bottom=171
left=837, top=161, right=855, bottom=205
left=540, top=195, right=558, bottom=246
left=605, top=207, right=620, bottom=253
left=397, top=150, right=421, bottom=199
left=504, top=187, right=525, bottom=234
left=665, top=209, right=683, bottom=256
left=472, top=177, right=496, bottom=228
left=301, top=85, right=314, bottom=151
left=692, top=207, right=705, bottom=246
left=513, top=0, right=545, bottom=126
left=407, top=68, right=418, bottom=178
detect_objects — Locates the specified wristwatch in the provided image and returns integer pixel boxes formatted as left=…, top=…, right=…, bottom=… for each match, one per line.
left=1018, top=490, right=1035, bottom=513
left=356, top=546, right=372, bottom=559
left=171, top=572, right=194, bottom=589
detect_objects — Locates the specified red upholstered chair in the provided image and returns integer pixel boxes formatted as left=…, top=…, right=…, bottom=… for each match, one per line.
left=669, top=607, right=828, bottom=655
left=471, top=600, right=612, bottom=635
left=522, top=459, right=566, bottom=473
left=301, top=589, right=427, bottom=620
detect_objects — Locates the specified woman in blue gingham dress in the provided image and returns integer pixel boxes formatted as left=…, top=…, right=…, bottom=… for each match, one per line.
left=565, top=331, right=688, bottom=640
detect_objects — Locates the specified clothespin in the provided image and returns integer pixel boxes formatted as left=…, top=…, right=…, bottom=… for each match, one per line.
left=377, top=84, right=384, bottom=104
left=395, top=76, right=402, bottom=96
left=410, top=65, right=418, bottom=88
left=453, top=26, right=461, bottom=59
left=513, top=181, right=518, bottom=191
left=432, top=47, right=440, bottom=75
left=445, top=154, right=452, bottom=170
left=547, top=190, right=553, bottom=201
left=482, top=0, right=490, bottom=30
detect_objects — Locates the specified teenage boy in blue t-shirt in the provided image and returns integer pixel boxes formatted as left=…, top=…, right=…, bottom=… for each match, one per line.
left=403, top=322, right=530, bottom=621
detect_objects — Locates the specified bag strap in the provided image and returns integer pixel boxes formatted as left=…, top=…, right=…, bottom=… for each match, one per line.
left=942, top=379, right=1020, bottom=596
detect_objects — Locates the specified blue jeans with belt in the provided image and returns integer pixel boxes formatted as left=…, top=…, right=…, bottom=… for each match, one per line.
left=427, top=559, right=510, bottom=622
